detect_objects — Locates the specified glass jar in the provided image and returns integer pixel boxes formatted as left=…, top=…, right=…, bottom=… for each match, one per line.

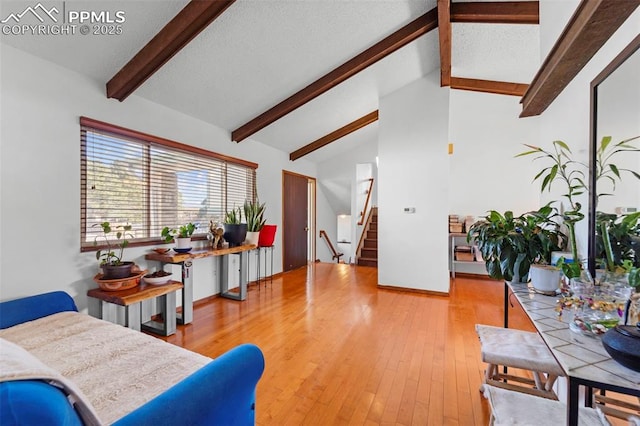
left=569, top=275, right=632, bottom=336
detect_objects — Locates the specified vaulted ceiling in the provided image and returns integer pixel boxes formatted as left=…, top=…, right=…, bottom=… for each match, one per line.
left=2, top=1, right=634, bottom=164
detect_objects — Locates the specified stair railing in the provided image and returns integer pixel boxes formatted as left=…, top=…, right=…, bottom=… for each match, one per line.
left=357, top=178, right=375, bottom=226
left=319, top=230, right=344, bottom=263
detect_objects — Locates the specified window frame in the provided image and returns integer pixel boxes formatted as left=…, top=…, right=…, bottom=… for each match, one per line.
left=80, top=116, right=258, bottom=253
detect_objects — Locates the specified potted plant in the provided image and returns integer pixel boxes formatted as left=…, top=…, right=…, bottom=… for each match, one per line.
left=517, top=135, right=640, bottom=280
left=596, top=212, right=640, bottom=272
left=467, top=205, right=566, bottom=284
left=243, top=200, right=266, bottom=246
left=161, top=222, right=197, bottom=251
left=223, top=206, right=247, bottom=247
left=93, top=221, right=135, bottom=279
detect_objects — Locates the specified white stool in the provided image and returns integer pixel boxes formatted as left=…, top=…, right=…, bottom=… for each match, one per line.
left=482, top=385, right=610, bottom=426
left=476, top=324, right=565, bottom=399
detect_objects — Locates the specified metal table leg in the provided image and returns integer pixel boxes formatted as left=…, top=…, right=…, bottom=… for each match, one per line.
left=260, top=246, right=274, bottom=287
left=567, top=377, right=580, bottom=426
left=124, top=302, right=141, bottom=332
left=221, top=251, right=248, bottom=301
left=178, top=260, right=193, bottom=324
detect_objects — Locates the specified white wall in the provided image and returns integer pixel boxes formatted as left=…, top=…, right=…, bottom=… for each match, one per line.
left=448, top=89, right=541, bottom=219
left=537, top=5, right=640, bottom=263
left=315, top=182, right=335, bottom=262
left=378, top=72, right=450, bottom=293
left=0, top=45, right=332, bottom=308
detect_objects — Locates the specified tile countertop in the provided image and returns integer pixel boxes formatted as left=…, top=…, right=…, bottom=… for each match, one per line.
left=508, top=281, right=640, bottom=392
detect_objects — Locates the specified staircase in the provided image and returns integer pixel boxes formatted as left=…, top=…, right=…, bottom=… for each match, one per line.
left=357, top=208, right=378, bottom=267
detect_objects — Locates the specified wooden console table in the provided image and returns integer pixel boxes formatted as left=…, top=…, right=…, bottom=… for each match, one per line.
left=88, top=282, right=183, bottom=336
left=145, top=244, right=256, bottom=324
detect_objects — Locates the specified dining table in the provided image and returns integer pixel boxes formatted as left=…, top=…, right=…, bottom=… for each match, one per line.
left=505, top=281, right=640, bottom=425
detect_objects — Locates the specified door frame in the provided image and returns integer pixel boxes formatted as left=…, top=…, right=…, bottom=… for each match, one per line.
left=282, top=170, right=316, bottom=272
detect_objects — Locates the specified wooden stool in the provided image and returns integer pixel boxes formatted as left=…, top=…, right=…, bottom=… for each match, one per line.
left=482, top=385, right=609, bottom=426
left=593, top=392, right=640, bottom=422
left=476, top=324, right=565, bottom=400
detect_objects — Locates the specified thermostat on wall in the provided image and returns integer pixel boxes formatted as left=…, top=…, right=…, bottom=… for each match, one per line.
left=404, top=207, right=416, bottom=213
left=615, top=207, right=637, bottom=214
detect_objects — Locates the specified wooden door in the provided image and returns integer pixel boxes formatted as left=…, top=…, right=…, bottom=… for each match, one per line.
left=283, top=171, right=309, bottom=272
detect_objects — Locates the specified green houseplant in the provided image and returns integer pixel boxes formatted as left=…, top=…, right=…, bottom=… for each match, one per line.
left=596, top=211, right=640, bottom=272
left=223, top=206, right=247, bottom=247
left=161, top=222, right=198, bottom=249
left=243, top=200, right=266, bottom=246
left=517, top=135, right=640, bottom=279
left=93, top=221, right=135, bottom=279
left=467, top=205, right=566, bottom=283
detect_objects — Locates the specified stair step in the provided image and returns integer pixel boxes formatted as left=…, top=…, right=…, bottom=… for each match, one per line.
left=363, top=239, right=377, bottom=249
left=369, top=223, right=377, bottom=231
left=361, top=248, right=377, bottom=259
left=367, top=231, right=377, bottom=239
left=357, top=257, right=378, bottom=267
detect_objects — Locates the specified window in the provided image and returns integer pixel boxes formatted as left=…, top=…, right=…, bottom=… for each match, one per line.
left=80, top=117, right=257, bottom=251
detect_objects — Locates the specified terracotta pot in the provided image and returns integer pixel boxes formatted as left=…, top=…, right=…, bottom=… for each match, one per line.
left=94, top=269, right=144, bottom=292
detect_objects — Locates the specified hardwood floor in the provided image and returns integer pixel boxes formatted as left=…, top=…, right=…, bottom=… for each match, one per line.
left=160, top=263, right=534, bottom=425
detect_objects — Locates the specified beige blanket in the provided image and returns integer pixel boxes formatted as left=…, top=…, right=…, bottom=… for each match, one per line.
left=0, top=337, right=102, bottom=426
left=0, top=312, right=211, bottom=424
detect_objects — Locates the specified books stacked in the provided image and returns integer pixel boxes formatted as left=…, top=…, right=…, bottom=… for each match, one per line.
left=449, top=215, right=463, bottom=233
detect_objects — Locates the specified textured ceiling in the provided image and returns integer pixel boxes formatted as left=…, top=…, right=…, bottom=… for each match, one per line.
left=0, top=1, right=189, bottom=84
left=1, top=0, right=540, bottom=163
left=136, top=0, right=436, bottom=145
left=452, top=22, right=540, bottom=83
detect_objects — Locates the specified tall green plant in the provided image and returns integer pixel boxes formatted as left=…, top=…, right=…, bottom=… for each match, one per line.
left=516, top=135, right=640, bottom=278
left=243, top=200, right=266, bottom=232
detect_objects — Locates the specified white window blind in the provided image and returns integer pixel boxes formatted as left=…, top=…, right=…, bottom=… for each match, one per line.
left=80, top=117, right=257, bottom=250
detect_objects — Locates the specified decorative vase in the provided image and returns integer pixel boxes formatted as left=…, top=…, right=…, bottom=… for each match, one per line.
left=224, top=224, right=247, bottom=247
left=101, top=261, right=134, bottom=280
left=601, top=324, right=640, bottom=372
left=245, top=231, right=260, bottom=246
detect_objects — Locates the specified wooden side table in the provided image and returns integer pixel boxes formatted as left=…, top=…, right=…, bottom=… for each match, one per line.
left=145, top=245, right=255, bottom=311
left=88, top=282, right=183, bottom=336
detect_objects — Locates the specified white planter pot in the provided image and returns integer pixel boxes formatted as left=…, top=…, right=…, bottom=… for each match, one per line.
left=530, top=264, right=561, bottom=295
left=176, top=237, right=191, bottom=249
left=245, top=231, right=260, bottom=246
